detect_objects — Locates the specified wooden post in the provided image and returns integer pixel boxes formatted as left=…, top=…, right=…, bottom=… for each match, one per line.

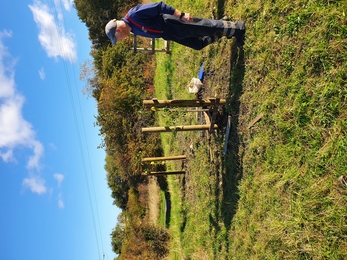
left=146, top=171, right=185, bottom=176
left=151, top=38, right=155, bottom=54
left=133, top=35, right=170, bottom=53
left=142, top=155, right=186, bottom=162
left=143, top=98, right=226, bottom=110
left=223, top=115, right=232, bottom=155
left=209, top=98, right=220, bottom=133
left=142, top=124, right=218, bottom=133
left=165, top=40, right=170, bottom=53
left=247, top=112, right=264, bottom=129
left=133, top=34, right=137, bottom=53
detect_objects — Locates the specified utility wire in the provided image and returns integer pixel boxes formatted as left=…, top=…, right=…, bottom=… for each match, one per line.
left=49, top=0, right=105, bottom=258
left=55, top=1, right=106, bottom=254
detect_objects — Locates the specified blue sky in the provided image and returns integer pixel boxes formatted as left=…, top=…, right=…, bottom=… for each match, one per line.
left=0, top=1, right=119, bottom=259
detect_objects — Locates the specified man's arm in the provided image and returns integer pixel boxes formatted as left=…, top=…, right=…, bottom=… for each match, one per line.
left=173, top=9, right=194, bottom=22
left=130, top=2, right=194, bottom=22
left=147, top=1, right=194, bottom=22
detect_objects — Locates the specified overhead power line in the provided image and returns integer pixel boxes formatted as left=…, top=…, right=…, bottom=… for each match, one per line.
left=49, top=0, right=105, bottom=259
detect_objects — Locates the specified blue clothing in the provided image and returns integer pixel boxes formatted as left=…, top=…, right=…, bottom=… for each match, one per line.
left=123, top=2, right=173, bottom=38
left=198, top=63, right=205, bottom=82
left=122, top=2, right=234, bottom=50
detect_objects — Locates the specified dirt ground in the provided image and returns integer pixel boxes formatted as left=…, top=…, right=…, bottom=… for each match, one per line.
left=147, top=176, right=160, bottom=224
left=202, top=40, right=235, bottom=99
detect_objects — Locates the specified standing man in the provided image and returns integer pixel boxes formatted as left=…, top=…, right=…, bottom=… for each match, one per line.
left=105, top=1, right=245, bottom=50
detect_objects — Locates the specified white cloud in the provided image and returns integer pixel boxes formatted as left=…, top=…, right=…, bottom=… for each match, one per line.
left=38, top=67, right=45, bottom=80
left=53, top=173, right=64, bottom=187
left=56, top=0, right=72, bottom=12
left=49, top=187, right=54, bottom=200
left=0, top=31, right=44, bottom=172
left=49, top=143, right=57, bottom=150
left=22, top=175, right=47, bottom=195
left=26, top=140, right=44, bottom=170
left=29, top=0, right=77, bottom=63
left=57, top=193, right=65, bottom=209
left=53, top=173, right=65, bottom=208
left=0, top=149, right=13, bottom=162
left=0, top=30, right=15, bottom=99
left=58, top=199, right=65, bottom=208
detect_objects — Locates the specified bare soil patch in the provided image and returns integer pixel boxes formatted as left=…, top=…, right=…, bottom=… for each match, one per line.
left=147, top=176, right=160, bottom=224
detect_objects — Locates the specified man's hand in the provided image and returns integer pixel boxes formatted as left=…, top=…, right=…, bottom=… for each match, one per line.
left=182, top=13, right=193, bottom=22
left=174, top=9, right=194, bottom=22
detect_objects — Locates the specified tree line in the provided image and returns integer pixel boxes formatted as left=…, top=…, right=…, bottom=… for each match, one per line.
left=74, top=0, right=170, bottom=258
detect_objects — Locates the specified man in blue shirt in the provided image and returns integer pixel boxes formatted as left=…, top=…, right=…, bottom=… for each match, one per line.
left=105, top=1, right=245, bottom=50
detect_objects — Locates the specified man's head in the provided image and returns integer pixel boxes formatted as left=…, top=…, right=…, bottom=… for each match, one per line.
left=105, top=19, right=131, bottom=45
left=105, top=19, right=118, bottom=45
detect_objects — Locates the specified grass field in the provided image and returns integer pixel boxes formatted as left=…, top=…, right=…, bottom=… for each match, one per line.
left=152, top=0, right=347, bottom=259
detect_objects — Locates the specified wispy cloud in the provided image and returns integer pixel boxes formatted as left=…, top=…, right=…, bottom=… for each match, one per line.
left=53, top=173, right=64, bottom=187
left=57, top=192, right=65, bottom=209
left=49, top=143, right=57, bottom=150
left=22, top=175, right=47, bottom=195
left=0, top=31, right=44, bottom=172
left=0, top=30, right=15, bottom=98
left=0, top=30, right=46, bottom=194
left=38, top=67, right=45, bottom=80
left=29, top=0, right=77, bottom=63
left=55, top=0, right=73, bottom=13
left=53, top=174, right=65, bottom=208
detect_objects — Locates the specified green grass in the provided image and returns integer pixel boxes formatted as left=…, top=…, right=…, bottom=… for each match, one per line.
left=152, top=0, right=347, bottom=259
left=159, top=189, right=167, bottom=227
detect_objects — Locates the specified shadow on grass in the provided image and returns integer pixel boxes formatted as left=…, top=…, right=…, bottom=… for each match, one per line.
left=221, top=45, right=245, bottom=230
left=157, top=175, right=172, bottom=228
left=208, top=44, right=245, bottom=258
left=216, top=0, right=226, bottom=19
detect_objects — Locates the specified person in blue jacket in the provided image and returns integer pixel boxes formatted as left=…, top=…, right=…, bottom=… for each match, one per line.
left=105, top=1, right=245, bottom=50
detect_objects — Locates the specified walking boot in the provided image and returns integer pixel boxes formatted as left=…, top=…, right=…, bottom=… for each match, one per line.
left=233, top=21, right=246, bottom=47
left=222, top=21, right=246, bottom=47
left=203, top=35, right=220, bottom=45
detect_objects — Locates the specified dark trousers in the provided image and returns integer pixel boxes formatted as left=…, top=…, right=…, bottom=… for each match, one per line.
left=161, top=15, right=234, bottom=50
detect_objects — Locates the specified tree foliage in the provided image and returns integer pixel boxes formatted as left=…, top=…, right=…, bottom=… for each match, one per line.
left=112, top=188, right=170, bottom=260
left=75, top=2, right=170, bottom=258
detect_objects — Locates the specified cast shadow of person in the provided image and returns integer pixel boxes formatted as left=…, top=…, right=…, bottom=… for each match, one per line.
left=216, top=0, right=226, bottom=19
left=222, top=45, right=245, bottom=231
left=208, top=43, right=245, bottom=258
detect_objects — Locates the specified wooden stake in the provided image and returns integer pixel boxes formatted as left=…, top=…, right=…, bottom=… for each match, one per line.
left=143, top=98, right=226, bottom=109
left=145, top=171, right=186, bottom=176
left=142, top=124, right=218, bottom=133
left=142, top=155, right=187, bottom=162
left=223, top=115, right=232, bottom=155
left=247, top=112, right=264, bottom=129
